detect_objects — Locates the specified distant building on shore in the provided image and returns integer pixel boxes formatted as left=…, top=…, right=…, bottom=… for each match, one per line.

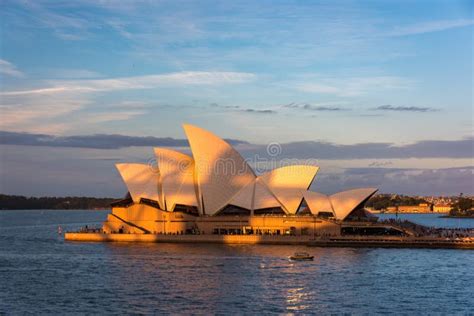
left=432, top=204, right=452, bottom=213
left=386, top=203, right=432, bottom=213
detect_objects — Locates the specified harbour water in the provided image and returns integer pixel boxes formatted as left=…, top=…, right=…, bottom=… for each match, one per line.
left=377, top=212, right=474, bottom=229
left=1, top=210, right=473, bottom=314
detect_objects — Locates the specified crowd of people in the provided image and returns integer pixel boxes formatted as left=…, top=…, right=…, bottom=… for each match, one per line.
left=78, top=225, right=101, bottom=233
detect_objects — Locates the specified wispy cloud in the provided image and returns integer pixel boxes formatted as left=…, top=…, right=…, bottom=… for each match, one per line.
left=210, top=102, right=345, bottom=114
left=106, top=20, right=134, bottom=39
left=12, top=0, right=92, bottom=41
left=0, top=71, right=256, bottom=96
left=389, top=19, right=474, bottom=37
left=373, top=105, right=437, bottom=112
left=240, top=137, right=474, bottom=160
left=305, top=105, right=346, bottom=111
left=295, top=76, right=411, bottom=97
left=0, top=94, right=88, bottom=133
left=0, top=71, right=254, bottom=133
left=240, top=109, right=276, bottom=114
left=368, top=161, right=393, bottom=167
left=88, top=111, right=147, bottom=123
left=284, top=103, right=348, bottom=111
left=0, top=59, right=24, bottom=77
left=209, top=103, right=240, bottom=109
left=0, top=87, right=84, bottom=96
left=209, top=103, right=276, bottom=114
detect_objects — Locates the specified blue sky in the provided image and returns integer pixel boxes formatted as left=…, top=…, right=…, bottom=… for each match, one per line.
left=0, top=0, right=473, bottom=196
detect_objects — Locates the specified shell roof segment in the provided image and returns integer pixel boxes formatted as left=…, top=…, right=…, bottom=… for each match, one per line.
left=183, top=124, right=256, bottom=215
left=259, top=165, right=319, bottom=214
left=116, top=163, right=161, bottom=208
left=154, top=148, right=199, bottom=212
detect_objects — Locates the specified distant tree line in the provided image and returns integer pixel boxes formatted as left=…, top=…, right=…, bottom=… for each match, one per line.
left=0, top=194, right=118, bottom=210
left=365, top=194, right=428, bottom=210
left=449, top=195, right=474, bottom=217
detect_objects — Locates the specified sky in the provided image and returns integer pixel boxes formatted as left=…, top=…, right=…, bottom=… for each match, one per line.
left=0, top=0, right=473, bottom=197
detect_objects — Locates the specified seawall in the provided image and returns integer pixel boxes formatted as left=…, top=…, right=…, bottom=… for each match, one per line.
left=64, top=233, right=474, bottom=249
left=64, top=233, right=311, bottom=245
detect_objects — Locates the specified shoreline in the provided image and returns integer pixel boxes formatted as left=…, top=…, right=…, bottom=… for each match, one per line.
left=64, top=233, right=474, bottom=249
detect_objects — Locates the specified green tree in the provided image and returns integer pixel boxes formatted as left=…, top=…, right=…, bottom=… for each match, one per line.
left=449, top=194, right=473, bottom=216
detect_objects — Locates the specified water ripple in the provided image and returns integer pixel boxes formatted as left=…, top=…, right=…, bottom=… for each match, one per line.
left=0, top=210, right=473, bottom=314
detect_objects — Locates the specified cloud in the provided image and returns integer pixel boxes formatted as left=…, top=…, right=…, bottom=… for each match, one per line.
left=0, top=71, right=256, bottom=96
left=288, top=103, right=348, bottom=111
left=312, top=166, right=474, bottom=196
left=0, top=87, right=80, bottom=96
left=209, top=103, right=276, bottom=114
left=241, top=137, right=474, bottom=159
left=303, top=105, right=346, bottom=111
left=88, top=111, right=146, bottom=123
left=0, top=131, right=248, bottom=149
left=0, top=71, right=255, bottom=132
left=2, top=131, right=472, bottom=159
left=389, top=19, right=474, bottom=37
left=106, top=20, right=134, bottom=39
left=10, top=1, right=92, bottom=41
left=0, top=95, right=88, bottom=133
left=0, top=59, right=24, bottom=77
left=295, top=76, right=411, bottom=97
left=209, top=103, right=240, bottom=109
left=368, top=161, right=393, bottom=167
left=373, top=105, right=437, bottom=112
left=240, top=109, right=276, bottom=114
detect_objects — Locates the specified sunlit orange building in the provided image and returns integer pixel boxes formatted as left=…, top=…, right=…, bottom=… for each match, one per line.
left=100, top=125, right=380, bottom=238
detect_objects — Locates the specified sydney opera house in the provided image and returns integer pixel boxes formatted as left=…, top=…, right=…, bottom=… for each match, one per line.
left=99, top=124, right=384, bottom=239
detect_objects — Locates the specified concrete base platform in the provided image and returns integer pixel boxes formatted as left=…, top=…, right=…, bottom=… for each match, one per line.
left=64, top=233, right=311, bottom=245
left=65, top=233, right=474, bottom=249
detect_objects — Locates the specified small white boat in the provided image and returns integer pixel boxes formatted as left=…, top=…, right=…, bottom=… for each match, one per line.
left=289, top=252, right=314, bottom=261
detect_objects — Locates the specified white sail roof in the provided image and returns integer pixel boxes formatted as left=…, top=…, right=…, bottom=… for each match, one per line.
left=116, top=163, right=161, bottom=207
left=259, top=165, right=319, bottom=214
left=154, top=148, right=198, bottom=212
left=114, top=125, right=379, bottom=218
left=329, top=188, right=378, bottom=220
left=253, top=179, right=283, bottom=211
left=302, top=191, right=334, bottom=216
left=228, top=180, right=255, bottom=210
left=183, top=124, right=256, bottom=215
